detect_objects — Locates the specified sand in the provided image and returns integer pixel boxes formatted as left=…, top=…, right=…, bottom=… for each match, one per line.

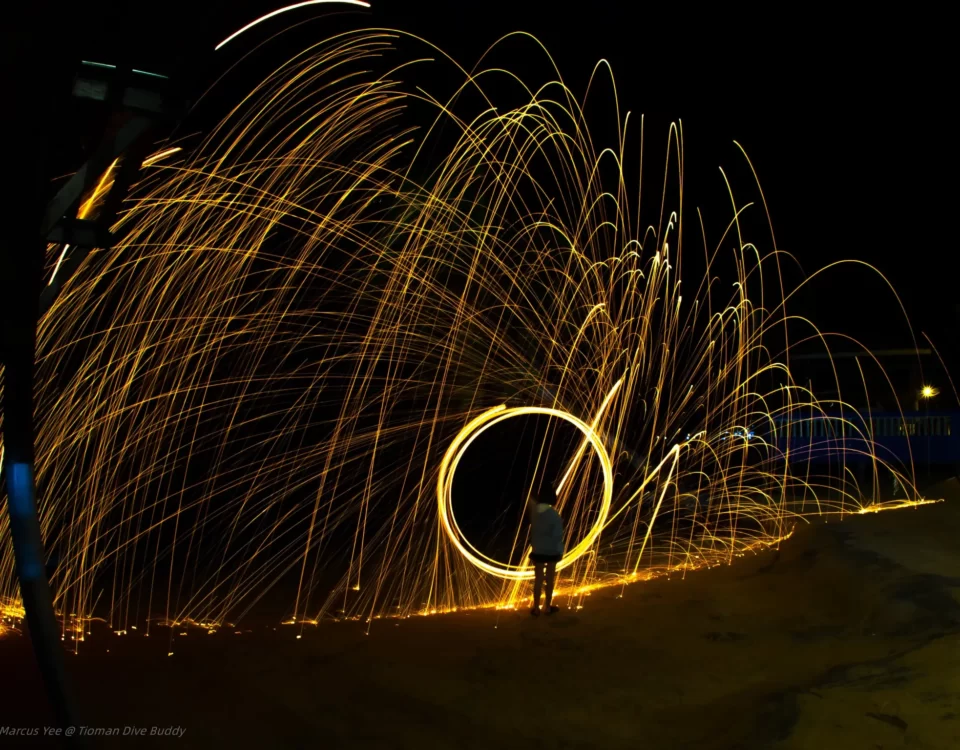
left=2, top=481, right=958, bottom=748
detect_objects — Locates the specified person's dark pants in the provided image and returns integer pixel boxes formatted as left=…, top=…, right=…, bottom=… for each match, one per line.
left=530, top=553, right=561, bottom=609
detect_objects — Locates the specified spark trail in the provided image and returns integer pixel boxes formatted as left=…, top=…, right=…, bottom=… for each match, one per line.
left=0, top=30, right=929, bottom=640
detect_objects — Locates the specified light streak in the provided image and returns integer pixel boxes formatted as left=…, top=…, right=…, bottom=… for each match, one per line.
left=0, top=29, right=933, bottom=640
left=140, top=147, right=182, bottom=167
left=214, top=1, right=372, bottom=50
left=48, top=157, right=119, bottom=285
left=437, top=404, right=613, bottom=579
left=555, top=378, right=624, bottom=495
left=48, top=147, right=182, bottom=286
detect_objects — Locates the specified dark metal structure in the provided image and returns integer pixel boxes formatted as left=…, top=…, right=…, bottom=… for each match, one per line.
left=2, top=23, right=184, bottom=732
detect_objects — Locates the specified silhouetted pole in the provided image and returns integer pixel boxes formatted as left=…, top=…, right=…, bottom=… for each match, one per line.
left=1, top=228, right=77, bottom=733
left=2, top=21, right=79, bottom=733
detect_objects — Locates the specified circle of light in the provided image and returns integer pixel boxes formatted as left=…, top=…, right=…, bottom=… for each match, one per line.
left=437, top=404, right=613, bottom=580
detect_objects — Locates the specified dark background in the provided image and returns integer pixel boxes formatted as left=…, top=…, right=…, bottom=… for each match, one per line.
left=32, top=0, right=955, bottom=397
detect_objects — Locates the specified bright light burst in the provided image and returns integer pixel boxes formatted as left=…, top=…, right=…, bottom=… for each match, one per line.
left=0, top=30, right=930, bottom=637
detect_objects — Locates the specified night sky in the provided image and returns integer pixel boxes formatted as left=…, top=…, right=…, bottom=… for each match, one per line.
left=37, top=0, right=959, bottom=388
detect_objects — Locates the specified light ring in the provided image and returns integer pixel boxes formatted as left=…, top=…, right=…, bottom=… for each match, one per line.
left=437, top=405, right=613, bottom=580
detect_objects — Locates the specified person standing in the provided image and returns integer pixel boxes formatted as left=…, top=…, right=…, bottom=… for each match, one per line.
left=527, top=491, right=564, bottom=616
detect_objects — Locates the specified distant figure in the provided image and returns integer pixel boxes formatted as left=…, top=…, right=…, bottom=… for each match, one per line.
left=527, top=491, right=564, bottom=616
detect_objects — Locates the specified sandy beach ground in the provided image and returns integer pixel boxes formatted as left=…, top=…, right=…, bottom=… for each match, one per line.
left=2, top=480, right=958, bottom=749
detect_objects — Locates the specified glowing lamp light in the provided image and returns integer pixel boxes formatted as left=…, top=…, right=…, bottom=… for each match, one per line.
left=920, top=385, right=938, bottom=399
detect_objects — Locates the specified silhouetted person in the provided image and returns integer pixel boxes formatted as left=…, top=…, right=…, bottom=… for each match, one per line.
left=527, top=491, right=564, bottom=616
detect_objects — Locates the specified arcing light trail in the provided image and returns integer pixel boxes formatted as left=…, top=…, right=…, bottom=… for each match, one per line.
left=437, top=402, right=614, bottom=580
left=0, top=30, right=934, bottom=642
left=214, top=0, right=372, bottom=50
